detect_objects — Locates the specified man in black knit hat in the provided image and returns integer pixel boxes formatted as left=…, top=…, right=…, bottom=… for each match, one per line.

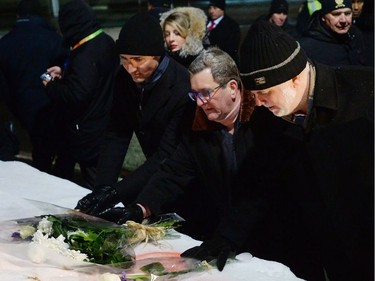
left=75, top=13, right=194, bottom=219
left=240, top=20, right=374, bottom=281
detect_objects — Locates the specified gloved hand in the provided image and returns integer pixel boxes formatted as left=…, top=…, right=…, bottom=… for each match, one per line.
left=181, top=236, right=236, bottom=271
left=94, top=204, right=144, bottom=225
left=74, top=185, right=119, bottom=215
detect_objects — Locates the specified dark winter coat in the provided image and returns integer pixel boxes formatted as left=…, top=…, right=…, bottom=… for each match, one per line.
left=250, top=62, right=374, bottom=281
left=0, top=15, right=67, bottom=133
left=45, top=0, right=119, bottom=164
left=96, top=56, right=195, bottom=201
left=207, top=15, right=241, bottom=65
left=298, top=11, right=367, bottom=66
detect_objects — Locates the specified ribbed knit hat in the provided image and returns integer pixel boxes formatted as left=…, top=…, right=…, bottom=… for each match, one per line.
left=269, top=0, right=289, bottom=15
left=208, top=0, right=226, bottom=11
left=116, top=13, right=165, bottom=56
left=320, top=0, right=352, bottom=15
left=240, top=20, right=307, bottom=90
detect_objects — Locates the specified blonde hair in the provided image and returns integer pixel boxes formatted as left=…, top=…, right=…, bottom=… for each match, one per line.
left=162, top=11, right=189, bottom=39
left=160, top=7, right=207, bottom=57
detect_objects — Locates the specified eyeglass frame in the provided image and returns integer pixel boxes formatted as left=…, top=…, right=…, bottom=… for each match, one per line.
left=188, top=78, right=234, bottom=103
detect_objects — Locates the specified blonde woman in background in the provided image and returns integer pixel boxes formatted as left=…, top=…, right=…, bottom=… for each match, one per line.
left=160, top=7, right=209, bottom=68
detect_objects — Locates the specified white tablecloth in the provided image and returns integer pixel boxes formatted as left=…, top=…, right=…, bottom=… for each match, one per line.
left=0, top=161, right=304, bottom=281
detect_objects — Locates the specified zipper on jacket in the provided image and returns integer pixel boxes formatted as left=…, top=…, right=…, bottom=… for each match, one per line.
left=138, top=88, right=144, bottom=116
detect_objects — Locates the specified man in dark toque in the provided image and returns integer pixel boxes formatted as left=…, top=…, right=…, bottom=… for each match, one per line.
left=298, top=0, right=368, bottom=66
left=206, top=0, right=241, bottom=65
left=0, top=0, right=67, bottom=172
left=75, top=13, right=194, bottom=216
left=252, top=0, right=299, bottom=38
left=240, top=20, right=374, bottom=281
left=42, top=0, right=119, bottom=188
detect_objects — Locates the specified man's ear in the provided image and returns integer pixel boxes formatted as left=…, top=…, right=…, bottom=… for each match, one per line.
left=292, top=74, right=302, bottom=88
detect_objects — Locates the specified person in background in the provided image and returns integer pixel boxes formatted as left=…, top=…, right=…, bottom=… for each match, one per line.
left=351, top=0, right=364, bottom=19
left=252, top=0, right=299, bottom=38
left=295, top=0, right=322, bottom=36
left=0, top=0, right=67, bottom=172
left=42, top=0, right=119, bottom=188
left=160, top=6, right=208, bottom=68
left=74, top=13, right=194, bottom=215
left=351, top=0, right=373, bottom=66
left=298, top=0, right=367, bottom=66
left=206, top=0, right=241, bottom=65
left=147, top=0, right=172, bottom=20
left=240, top=20, right=373, bottom=281
left=94, top=47, right=326, bottom=280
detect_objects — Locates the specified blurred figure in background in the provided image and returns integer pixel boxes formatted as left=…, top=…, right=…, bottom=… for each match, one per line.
left=147, top=0, right=172, bottom=20
left=295, top=0, right=322, bottom=36
left=206, top=0, right=241, bottom=65
left=0, top=0, right=67, bottom=172
left=42, top=0, right=119, bottom=188
left=253, top=0, right=299, bottom=38
left=351, top=0, right=373, bottom=66
left=160, top=6, right=208, bottom=68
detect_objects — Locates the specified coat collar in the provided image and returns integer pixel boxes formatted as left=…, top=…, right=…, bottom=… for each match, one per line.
left=191, top=89, right=256, bottom=131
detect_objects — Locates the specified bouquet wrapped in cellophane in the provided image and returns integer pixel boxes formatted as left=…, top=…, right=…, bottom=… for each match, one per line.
left=0, top=200, right=212, bottom=281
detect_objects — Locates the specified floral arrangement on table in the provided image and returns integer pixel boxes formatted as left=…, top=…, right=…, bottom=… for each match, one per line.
left=8, top=211, right=211, bottom=281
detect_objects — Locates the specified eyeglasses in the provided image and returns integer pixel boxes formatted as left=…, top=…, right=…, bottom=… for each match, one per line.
left=188, top=79, right=232, bottom=103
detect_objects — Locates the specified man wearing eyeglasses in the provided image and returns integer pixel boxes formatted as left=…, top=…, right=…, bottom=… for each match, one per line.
left=95, top=47, right=324, bottom=279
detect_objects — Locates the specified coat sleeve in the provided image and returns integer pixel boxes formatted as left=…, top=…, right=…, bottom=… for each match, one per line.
left=135, top=137, right=197, bottom=215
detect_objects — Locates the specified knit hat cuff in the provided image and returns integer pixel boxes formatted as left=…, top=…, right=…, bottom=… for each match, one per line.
left=241, top=42, right=307, bottom=90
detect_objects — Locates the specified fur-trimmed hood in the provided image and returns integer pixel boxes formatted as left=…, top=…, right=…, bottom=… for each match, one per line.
left=192, top=89, right=256, bottom=131
left=160, top=7, right=207, bottom=57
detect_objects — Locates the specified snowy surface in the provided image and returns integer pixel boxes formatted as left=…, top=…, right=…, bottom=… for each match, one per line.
left=0, top=161, right=305, bottom=281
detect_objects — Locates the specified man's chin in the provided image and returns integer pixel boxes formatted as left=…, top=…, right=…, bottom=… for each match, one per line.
left=132, top=77, right=145, bottom=83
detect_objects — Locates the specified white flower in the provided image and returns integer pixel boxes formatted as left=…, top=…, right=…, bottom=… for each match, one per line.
left=98, top=273, right=121, bottom=281
left=29, top=230, right=88, bottom=262
left=19, top=225, right=36, bottom=239
left=37, top=217, right=53, bottom=235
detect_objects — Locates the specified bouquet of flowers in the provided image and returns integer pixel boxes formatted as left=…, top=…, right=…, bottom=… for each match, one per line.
left=11, top=211, right=182, bottom=266
left=1, top=203, right=212, bottom=281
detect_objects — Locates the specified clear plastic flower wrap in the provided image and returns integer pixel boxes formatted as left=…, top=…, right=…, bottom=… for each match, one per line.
left=0, top=200, right=213, bottom=280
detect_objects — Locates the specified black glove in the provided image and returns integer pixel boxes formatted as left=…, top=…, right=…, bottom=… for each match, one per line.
left=181, top=236, right=236, bottom=271
left=75, top=185, right=119, bottom=214
left=94, top=204, right=144, bottom=225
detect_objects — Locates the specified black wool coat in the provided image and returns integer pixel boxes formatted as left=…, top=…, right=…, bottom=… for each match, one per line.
left=207, top=15, right=241, bottom=65
left=96, top=57, right=195, bottom=202
left=250, top=62, right=374, bottom=281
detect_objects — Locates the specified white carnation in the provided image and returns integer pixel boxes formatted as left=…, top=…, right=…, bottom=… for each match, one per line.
left=37, top=217, right=53, bottom=235
left=98, top=273, right=121, bottom=281
left=30, top=230, right=87, bottom=262
left=19, top=225, right=36, bottom=239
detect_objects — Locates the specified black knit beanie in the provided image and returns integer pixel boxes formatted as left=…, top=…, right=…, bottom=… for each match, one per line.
left=320, top=0, right=352, bottom=15
left=208, top=0, right=226, bottom=11
left=269, top=0, right=289, bottom=15
left=240, top=20, right=307, bottom=90
left=116, top=13, right=165, bottom=56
